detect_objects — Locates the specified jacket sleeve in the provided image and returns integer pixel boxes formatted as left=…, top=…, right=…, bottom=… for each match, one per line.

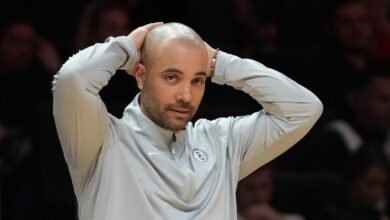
left=52, top=36, right=138, bottom=169
left=211, top=51, right=323, bottom=180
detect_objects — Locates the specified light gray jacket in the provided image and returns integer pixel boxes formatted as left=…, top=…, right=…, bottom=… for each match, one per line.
left=52, top=36, right=323, bottom=220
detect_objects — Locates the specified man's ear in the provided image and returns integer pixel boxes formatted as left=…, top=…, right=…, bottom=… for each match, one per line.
left=134, top=63, right=146, bottom=90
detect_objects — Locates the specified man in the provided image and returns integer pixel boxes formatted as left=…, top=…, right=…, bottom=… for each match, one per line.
left=52, top=22, right=322, bottom=220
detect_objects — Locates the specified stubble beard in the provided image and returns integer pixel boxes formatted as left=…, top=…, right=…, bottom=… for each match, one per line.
left=141, top=94, right=195, bottom=132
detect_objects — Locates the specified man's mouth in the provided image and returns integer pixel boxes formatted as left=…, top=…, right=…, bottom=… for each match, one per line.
left=171, top=108, right=191, bottom=113
left=169, top=108, right=192, bottom=118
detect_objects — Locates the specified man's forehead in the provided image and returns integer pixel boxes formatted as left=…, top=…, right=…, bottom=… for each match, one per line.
left=153, top=39, right=207, bottom=61
left=159, top=37, right=203, bottom=49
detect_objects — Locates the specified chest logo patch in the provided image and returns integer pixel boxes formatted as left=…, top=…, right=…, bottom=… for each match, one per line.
left=193, top=149, right=208, bottom=162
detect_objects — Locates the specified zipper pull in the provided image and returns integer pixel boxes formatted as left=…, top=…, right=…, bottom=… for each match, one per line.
left=172, top=133, right=177, bottom=142
left=171, top=133, right=176, bottom=154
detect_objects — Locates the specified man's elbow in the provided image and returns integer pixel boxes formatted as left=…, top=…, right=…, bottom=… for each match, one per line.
left=52, top=57, right=88, bottom=92
left=307, top=98, right=323, bottom=122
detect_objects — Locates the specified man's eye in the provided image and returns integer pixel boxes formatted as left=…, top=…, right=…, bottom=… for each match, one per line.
left=165, top=75, right=177, bottom=81
left=192, top=78, right=205, bottom=85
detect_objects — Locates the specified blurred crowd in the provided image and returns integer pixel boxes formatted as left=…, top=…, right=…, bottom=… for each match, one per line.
left=0, top=0, right=389, bottom=219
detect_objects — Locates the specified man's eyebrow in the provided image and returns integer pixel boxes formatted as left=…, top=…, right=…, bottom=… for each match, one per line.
left=162, top=68, right=207, bottom=77
left=162, top=68, right=183, bottom=74
left=196, top=71, right=207, bottom=77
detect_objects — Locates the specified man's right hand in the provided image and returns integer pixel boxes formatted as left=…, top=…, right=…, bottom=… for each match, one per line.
left=127, top=22, right=163, bottom=75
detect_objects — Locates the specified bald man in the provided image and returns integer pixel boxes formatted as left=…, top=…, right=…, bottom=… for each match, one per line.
left=52, top=22, right=323, bottom=220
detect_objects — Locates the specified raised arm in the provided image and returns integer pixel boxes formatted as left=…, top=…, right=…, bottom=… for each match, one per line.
left=210, top=50, right=323, bottom=179
left=52, top=23, right=162, bottom=169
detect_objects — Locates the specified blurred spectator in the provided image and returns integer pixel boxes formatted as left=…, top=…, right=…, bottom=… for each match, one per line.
left=329, top=0, right=374, bottom=69
left=73, top=2, right=134, bottom=50
left=317, top=145, right=389, bottom=220
left=0, top=16, right=61, bottom=75
left=234, top=0, right=281, bottom=58
left=274, top=0, right=388, bottom=172
left=0, top=15, right=62, bottom=220
left=0, top=16, right=58, bottom=139
left=236, top=164, right=305, bottom=220
left=301, top=64, right=390, bottom=172
left=234, top=0, right=280, bottom=56
left=359, top=0, right=390, bottom=62
left=310, top=0, right=377, bottom=115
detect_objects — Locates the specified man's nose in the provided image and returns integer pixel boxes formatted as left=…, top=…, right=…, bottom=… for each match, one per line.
left=176, top=84, right=192, bottom=103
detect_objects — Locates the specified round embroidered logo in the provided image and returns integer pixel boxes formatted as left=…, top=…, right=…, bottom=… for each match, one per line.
left=193, top=149, right=208, bottom=162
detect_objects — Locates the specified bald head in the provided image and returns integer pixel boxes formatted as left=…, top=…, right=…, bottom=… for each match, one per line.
left=141, top=22, right=205, bottom=68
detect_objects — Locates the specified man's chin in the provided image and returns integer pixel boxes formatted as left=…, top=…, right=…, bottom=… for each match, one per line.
left=167, top=123, right=187, bottom=132
left=165, top=119, right=190, bottom=132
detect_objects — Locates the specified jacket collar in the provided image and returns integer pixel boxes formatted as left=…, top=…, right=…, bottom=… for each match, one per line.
left=122, top=93, right=188, bottom=149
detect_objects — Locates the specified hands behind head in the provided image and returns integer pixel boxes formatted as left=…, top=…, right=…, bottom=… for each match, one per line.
left=126, top=22, right=163, bottom=75
left=126, top=22, right=217, bottom=77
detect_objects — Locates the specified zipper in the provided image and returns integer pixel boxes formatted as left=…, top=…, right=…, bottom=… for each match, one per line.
left=170, top=133, right=176, bottom=154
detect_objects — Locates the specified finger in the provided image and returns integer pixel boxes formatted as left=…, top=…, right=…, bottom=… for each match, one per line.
left=128, top=22, right=163, bottom=42
left=143, top=22, right=164, bottom=31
